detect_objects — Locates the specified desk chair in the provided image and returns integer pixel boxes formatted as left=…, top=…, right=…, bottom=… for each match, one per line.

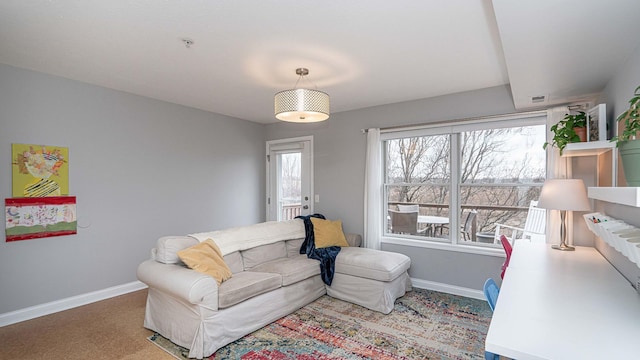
left=483, top=278, right=500, bottom=360
left=500, top=235, right=512, bottom=279
left=483, top=278, right=500, bottom=311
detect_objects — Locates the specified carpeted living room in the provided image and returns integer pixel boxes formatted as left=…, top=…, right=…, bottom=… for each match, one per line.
left=0, top=288, right=493, bottom=359
left=2, top=1, right=640, bottom=360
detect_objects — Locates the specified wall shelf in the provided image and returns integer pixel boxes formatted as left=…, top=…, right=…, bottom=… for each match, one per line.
left=562, top=140, right=615, bottom=157
left=588, top=187, right=640, bottom=207
left=562, top=141, right=618, bottom=187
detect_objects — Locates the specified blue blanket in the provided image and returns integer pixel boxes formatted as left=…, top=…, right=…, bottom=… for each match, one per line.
left=296, top=214, right=341, bottom=286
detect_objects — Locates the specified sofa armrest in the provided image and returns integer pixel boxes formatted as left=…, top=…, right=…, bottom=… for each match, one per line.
left=345, top=233, right=362, bottom=247
left=137, top=259, right=219, bottom=309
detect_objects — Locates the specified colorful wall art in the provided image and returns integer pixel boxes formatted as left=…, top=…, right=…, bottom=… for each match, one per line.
left=5, top=196, right=77, bottom=242
left=12, top=143, right=69, bottom=197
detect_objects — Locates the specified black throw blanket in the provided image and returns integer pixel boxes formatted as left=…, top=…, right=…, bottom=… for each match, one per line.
left=296, top=214, right=341, bottom=286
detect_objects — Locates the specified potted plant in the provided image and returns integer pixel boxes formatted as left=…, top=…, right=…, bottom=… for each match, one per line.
left=543, top=111, right=588, bottom=155
left=611, top=85, right=640, bottom=186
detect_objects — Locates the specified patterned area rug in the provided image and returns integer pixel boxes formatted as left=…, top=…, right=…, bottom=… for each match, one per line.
left=148, top=288, right=492, bottom=359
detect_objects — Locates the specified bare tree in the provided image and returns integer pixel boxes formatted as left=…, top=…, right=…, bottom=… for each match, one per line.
left=280, top=153, right=301, bottom=202
left=386, top=136, right=449, bottom=214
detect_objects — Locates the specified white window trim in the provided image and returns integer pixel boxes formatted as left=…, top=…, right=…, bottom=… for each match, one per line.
left=379, top=110, right=546, bottom=138
left=379, top=111, right=547, bottom=255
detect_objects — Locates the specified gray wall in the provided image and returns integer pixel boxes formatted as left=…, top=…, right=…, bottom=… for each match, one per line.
left=594, top=43, right=640, bottom=285
left=0, top=64, right=265, bottom=314
left=382, top=243, right=504, bottom=290
left=265, top=85, right=516, bottom=289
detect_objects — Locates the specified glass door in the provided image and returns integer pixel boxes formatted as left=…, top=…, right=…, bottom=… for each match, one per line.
left=266, top=136, right=313, bottom=221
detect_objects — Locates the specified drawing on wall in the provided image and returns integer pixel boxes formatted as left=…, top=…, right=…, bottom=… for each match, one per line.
left=12, top=143, right=69, bottom=197
left=5, top=196, right=77, bottom=242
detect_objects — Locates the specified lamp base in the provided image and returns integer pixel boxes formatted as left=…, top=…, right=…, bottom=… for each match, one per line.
left=551, top=244, right=575, bottom=251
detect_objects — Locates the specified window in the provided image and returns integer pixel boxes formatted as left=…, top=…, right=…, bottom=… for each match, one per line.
left=382, top=113, right=546, bottom=249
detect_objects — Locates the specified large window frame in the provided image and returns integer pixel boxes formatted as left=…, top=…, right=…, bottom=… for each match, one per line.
left=380, top=112, right=547, bottom=256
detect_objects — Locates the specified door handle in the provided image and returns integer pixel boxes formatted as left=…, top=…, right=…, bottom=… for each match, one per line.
left=303, top=205, right=309, bottom=210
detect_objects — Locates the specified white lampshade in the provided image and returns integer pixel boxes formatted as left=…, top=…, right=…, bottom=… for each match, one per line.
left=274, top=88, right=330, bottom=123
left=274, top=68, right=330, bottom=123
left=537, top=179, right=591, bottom=211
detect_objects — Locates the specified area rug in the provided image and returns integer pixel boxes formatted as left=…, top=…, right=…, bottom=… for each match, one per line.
left=148, top=288, right=492, bottom=359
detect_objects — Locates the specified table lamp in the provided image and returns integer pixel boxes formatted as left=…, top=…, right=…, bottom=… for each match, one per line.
left=537, top=178, right=591, bottom=251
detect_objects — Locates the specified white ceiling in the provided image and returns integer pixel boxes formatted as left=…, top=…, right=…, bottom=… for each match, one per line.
left=1, top=1, right=639, bottom=124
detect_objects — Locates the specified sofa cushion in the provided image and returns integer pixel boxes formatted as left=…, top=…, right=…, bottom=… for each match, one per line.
left=224, top=251, right=244, bottom=274
left=177, top=240, right=233, bottom=285
left=156, top=236, right=199, bottom=264
left=218, top=271, right=282, bottom=309
left=310, top=218, right=349, bottom=249
left=286, top=238, right=305, bottom=257
left=241, top=241, right=287, bottom=270
left=250, top=255, right=321, bottom=286
left=334, top=247, right=411, bottom=282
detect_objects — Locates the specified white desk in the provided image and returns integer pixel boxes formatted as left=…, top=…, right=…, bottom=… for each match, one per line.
left=485, top=242, right=640, bottom=359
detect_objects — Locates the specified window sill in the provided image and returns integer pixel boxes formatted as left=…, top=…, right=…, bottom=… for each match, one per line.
left=381, top=236, right=505, bottom=257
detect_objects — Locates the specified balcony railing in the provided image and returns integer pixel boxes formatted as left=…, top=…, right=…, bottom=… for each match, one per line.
left=387, top=202, right=532, bottom=242
left=281, top=201, right=532, bottom=242
left=281, top=203, right=302, bottom=221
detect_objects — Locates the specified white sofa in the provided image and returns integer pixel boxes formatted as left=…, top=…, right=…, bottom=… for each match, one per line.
left=137, top=219, right=411, bottom=359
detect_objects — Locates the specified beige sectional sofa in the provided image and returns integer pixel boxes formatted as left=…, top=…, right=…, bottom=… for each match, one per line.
left=137, top=219, right=411, bottom=359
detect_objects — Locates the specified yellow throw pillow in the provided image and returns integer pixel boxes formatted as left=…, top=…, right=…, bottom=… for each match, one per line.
left=310, top=218, right=350, bottom=249
left=178, top=239, right=232, bottom=285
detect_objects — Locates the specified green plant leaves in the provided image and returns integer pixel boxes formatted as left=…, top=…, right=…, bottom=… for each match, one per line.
left=543, top=111, right=586, bottom=155
left=613, top=85, right=640, bottom=145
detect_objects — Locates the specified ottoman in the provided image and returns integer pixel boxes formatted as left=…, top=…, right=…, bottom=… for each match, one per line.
left=327, top=247, right=412, bottom=314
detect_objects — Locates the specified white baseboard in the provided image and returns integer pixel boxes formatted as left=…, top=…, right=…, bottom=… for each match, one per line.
left=411, top=278, right=484, bottom=300
left=0, top=281, right=148, bottom=327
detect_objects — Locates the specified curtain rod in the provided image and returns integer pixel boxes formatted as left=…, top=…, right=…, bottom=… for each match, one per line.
left=360, top=109, right=548, bottom=134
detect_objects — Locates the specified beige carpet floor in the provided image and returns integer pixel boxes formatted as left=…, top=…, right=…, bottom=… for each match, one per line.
left=0, top=289, right=172, bottom=360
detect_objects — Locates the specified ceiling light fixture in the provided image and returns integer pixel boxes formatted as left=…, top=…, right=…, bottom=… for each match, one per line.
left=274, top=68, right=330, bottom=123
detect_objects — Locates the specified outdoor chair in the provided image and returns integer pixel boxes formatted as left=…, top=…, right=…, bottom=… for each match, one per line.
left=438, top=210, right=477, bottom=239
left=494, top=200, right=546, bottom=244
left=461, top=210, right=478, bottom=240
left=397, top=204, right=419, bottom=212
left=388, top=209, right=427, bottom=236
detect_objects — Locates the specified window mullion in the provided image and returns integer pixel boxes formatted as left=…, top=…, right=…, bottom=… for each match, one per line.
left=450, top=133, right=460, bottom=245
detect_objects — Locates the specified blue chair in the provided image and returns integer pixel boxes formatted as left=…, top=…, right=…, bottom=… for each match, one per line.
left=483, top=278, right=500, bottom=311
left=485, top=350, right=500, bottom=360
left=483, top=278, right=500, bottom=360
